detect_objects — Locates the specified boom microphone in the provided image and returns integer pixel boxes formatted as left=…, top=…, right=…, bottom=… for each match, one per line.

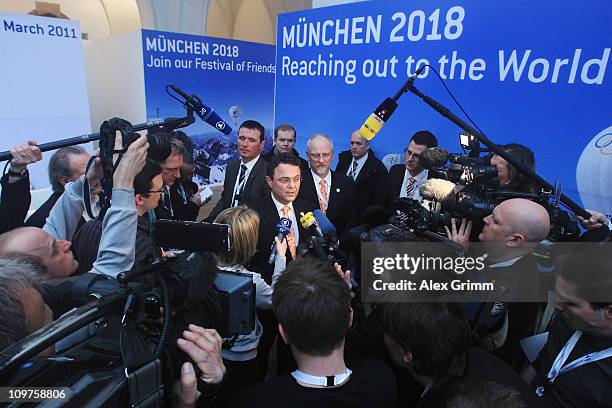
left=169, top=85, right=232, bottom=135
left=419, top=178, right=458, bottom=205
left=420, top=147, right=449, bottom=169
left=268, top=218, right=292, bottom=264
left=358, top=65, right=426, bottom=141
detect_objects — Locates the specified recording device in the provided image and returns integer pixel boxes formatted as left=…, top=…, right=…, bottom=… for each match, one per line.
left=268, top=218, right=292, bottom=264
left=299, top=211, right=347, bottom=267
left=152, top=219, right=230, bottom=253
left=0, top=222, right=255, bottom=406
left=168, top=85, right=232, bottom=135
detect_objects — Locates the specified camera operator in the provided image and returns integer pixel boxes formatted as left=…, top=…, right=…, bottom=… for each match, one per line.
left=71, top=159, right=164, bottom=278
left=212, top=205, right=288, bottom=403
left=446, top=198, right=551, bottom=367
left=0, top=140, right=43, bottom=234
left=490, top=143, right=537, bottom=194
left=0, top=133, right=149, bottom=279
left=388, top=131, right=438, bottom=204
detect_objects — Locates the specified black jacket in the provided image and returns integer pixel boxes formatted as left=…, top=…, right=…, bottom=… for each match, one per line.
left=262, top=147, right=309, bottom=171
left=249, top=194, right=316, bottom=283
left=335, top=150, right=389, bottom=225
left=297, top=168, right=355, bottom=248
left=205, top=156, right=270, bottom=222
left=387, top=164, right=408, bottom=208
left=0, top=173, right=30, bottom=233
left=154, top=179, right=200, bottom=222
left=25, top=191, right=62, bottom=228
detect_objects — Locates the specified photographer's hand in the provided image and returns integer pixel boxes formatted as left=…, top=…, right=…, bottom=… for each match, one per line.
left=190, top=191, right=203, bottom=207
left=113, top=135, right=149, bottom=189
left=577, top=209, right=609, bottom=230
left=177, top=324, right=226, bottom=385
left=172, top=362, right=200, bottom=408
left=334, top=262, right=352, bottom=289
left=8, top=140, right=42, bottom=183
left=445, top=218, right=472, bottom=250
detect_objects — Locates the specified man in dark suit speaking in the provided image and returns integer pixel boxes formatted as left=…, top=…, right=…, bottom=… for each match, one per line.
left=206, top=120, right=270, bottom=222
left=250, top=153, right=315, bottom=283
left=298, top=134, right=354, bottom=248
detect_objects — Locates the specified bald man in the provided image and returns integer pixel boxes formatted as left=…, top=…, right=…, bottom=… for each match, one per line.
left=447, top=198, right=552, bottom=367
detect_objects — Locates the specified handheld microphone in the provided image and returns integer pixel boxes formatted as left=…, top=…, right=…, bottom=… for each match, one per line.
left=268, top=218, right=292, bottom=264
left=420, top=147, right=450, bottom=169
left=358, top=65, right=426, bottom=141
left=299, top=211, right=323, bottom=238
left=169, top=85, right=232, bottom=135
left=312, top=209, right=338, bottom=243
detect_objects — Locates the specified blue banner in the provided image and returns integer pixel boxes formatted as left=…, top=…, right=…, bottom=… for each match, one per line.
left=275, top=0, right=611, bottom=221
left=142, top=29, right=275, bottom=185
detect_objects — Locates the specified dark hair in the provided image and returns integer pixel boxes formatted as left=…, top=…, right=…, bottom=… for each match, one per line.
left=497, top=143, right=536, bottom=193
left=378, top=302, right=469, bottom=381
left=48, top=146, right=88, bottom=192
left=133, top=160, right=162, bottom=196
left=239, top=120, right=265, bottom=142
left=266, top=152, right=301, bottom=178
left=274, top=124, right=296, bottom=141
left=558, top=244, right=612, bottom=309
left=438, top=381, right=526, bottom=408
left=272, top=257, right=351, bottom=356
left=0, top=270, right=35, bottom=350
left=410, top=130, right=438, bottom=148
left=172, top=130, right=194, bottom=164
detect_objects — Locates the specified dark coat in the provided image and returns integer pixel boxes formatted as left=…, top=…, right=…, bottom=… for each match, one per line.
left=297, top=168, right=355, bottom=246
left=25, top=191, right=62, bottom=228
left=249, top=194, right=316, bottom=283
left=205, top=156, right=270, bottom=222
left=335, top=150, right=389, bottom=225
left=0, top=174, right=30, bottom=233
left=262, top=147, right=309, bottom=171
left=388, top=164, right=407, bottom=208
left=154, top=179, right=199, bottom=222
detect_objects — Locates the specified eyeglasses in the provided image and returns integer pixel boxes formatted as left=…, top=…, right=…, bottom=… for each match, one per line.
left=404, top=149, right=420, bottom=159
left=309, top=152, right=332, bottom=160
left=276, top=176, right=302, bottom=185
left=147, top=189, right=164, bottom=194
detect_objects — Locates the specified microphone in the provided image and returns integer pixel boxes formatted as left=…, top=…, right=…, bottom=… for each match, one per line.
left=169, top=85, right=232, bottom=135
left=312, top=209, right=338, bottom=243
left=268, top=218, right=292, bottom=264
left=419, top=178, right=458, bottom=205
left=299, top=211, right=323, bottom=238
left=358, top=65, right=426, bottom=141
left=420, top=147, right=449, bottom=169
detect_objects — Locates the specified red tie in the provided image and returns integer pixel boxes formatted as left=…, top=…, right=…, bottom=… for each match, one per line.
left=405, top=177, right=416, bottom=198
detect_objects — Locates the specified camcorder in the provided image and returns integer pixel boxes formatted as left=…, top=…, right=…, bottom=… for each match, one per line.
left=0, top=221, right=256, bottom=407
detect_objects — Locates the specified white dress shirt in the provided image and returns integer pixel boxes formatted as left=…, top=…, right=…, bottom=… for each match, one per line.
left=311, top=169, right=332, bottom=206
left=346, top=152, right=369, bottom=180
left=231, top=155, right=260, bottom=205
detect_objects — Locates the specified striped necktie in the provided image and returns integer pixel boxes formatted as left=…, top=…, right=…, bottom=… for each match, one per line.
left=233, top=163, right=248, bottom=205
left=318, top=179, right=328, bottom=214
left=281, top=205, right=297, bottom=258
left=350, top=160, right=358, bottom=180
left=405, top=176, right=416, bottom=198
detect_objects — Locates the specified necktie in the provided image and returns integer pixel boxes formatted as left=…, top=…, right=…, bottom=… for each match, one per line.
left=350, top=160, right=358, bottom=180
left=234, top=164, right=248, bottom=205
left=405, top=176, right=416, bottom=198
left=281, top=205, right=297, bottom=258
left=318, top=179, right=328, bottom=214
left=162, top=185, right=174, bottom=216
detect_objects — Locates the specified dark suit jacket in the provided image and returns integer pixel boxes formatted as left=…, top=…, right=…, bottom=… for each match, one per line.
left=388, top=164, right=407, bottom=208
left=249, top=194, right=316, bottom=283
left=297, top=169, right=355, bottom=246
left=0, top=174, right=30, bottom=234
left=154, top=179, right=199, bottom=222
left=335, top=150, right=389, bottom=226
left=205, top=156, right=270, bottom=222
left=25, top=191, right=62, bottom=228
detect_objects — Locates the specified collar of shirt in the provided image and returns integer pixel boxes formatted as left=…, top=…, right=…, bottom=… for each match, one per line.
left=400, top=168, right=429, bottom=200
left=311, top=169, right=332, bottom=201
left=349, top=152, right=369, bottom=179
left=271, top=193, right=300, bottom=243
left=241, top=154, right=260, bottom=172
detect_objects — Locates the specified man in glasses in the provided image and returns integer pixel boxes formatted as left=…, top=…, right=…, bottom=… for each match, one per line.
left=388, top=131, right=438, bottom=204
left=298, top=134, right=354, bottom=248
left=205, top=120, right=270, bottom=222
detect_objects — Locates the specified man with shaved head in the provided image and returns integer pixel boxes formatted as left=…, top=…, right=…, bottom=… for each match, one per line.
left=447, top=198, right=552, bottom=367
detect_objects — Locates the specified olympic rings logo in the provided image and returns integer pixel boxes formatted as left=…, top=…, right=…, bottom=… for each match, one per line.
left=594, top=133, right=612, bottom=155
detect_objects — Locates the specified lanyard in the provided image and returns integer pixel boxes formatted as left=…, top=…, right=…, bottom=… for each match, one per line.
left=536, top=330, right=612, bottom=396
left=291, top=368, right=352, bottom=387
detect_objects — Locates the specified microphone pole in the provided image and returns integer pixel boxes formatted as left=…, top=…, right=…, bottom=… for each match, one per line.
left=401, top=80, right=590, bottom=219
left=0, top=114, right=195, bottom=162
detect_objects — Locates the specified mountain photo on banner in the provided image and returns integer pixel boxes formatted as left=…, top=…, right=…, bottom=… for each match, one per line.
left=142, top=29, right=275, bottom=186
